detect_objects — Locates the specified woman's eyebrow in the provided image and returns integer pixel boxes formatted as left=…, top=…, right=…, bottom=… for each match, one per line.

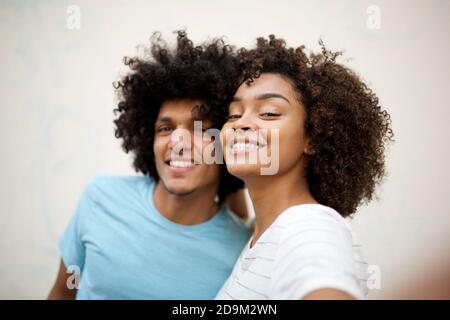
left=256, top=93, right=290, bottom=104
left=231, top=93, right=291, bottom=104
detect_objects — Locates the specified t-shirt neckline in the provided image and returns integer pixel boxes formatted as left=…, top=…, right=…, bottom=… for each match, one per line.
left=145, top=177, right=226, bottom=232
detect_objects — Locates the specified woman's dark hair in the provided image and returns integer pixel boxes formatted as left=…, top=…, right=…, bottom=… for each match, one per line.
left=113, top=30, right=243, bottom=203
left=236, top=35, right=394, bottom=217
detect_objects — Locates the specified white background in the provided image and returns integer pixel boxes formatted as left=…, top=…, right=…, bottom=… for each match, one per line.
left=0, top=0, right=449, bottom=299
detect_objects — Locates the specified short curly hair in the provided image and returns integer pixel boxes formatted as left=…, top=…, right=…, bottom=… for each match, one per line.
left=236, top=35, right=394, bottom=217
left=113, top=31, right=244, bottom=203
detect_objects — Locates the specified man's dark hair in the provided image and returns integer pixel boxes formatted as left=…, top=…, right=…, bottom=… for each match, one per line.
left=113, top=30, right=243, bottom=203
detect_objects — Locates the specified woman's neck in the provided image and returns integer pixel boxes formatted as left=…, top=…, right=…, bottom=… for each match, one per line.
left=246, top=167, right=317, bottom=247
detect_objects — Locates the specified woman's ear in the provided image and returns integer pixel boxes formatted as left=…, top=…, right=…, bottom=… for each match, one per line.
left=304, top=139, right=315, bottom=155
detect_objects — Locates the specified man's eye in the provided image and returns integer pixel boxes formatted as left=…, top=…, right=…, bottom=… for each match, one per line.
left=157, top=126, right=172, bottom=132
left=227, top=114, right=241, bottom=120
left=202, top=128, right=216, bottom=140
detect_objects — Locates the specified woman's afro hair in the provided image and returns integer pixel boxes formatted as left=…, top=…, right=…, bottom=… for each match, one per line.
left=236, top=35, right=394, bottom=217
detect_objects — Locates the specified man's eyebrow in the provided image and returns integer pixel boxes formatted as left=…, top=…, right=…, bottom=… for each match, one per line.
left=157, top=115, right=209, bottom=126
left=231, top=93, right=291, bottom=104
left=156, top=116, right=173, bottom=123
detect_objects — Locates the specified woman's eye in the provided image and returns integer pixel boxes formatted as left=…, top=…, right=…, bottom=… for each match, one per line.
left=260, top=112, right=281, bottom=117
left=227, top=114, right=241, bottom=120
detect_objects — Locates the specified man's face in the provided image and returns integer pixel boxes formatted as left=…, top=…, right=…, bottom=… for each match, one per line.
left=153, top=99, right=221, bottom=196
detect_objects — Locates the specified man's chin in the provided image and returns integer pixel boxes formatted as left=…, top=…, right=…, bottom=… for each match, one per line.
left=162, top=182, right=195, bottom=197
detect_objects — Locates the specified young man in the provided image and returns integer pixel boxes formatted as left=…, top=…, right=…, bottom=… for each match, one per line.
left=48, top=31, right=251, bottom=299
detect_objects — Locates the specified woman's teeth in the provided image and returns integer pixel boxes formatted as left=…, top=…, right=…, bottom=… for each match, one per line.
left=231, top=142, right=259, bottom=152
left=169, top=160, right=193, bottom=168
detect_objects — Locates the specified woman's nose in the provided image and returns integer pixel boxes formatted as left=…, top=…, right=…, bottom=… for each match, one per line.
left=232, top=114, right=256, bottom=132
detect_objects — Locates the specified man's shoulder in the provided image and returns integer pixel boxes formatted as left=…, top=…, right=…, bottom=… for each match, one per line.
left=85, top=174, right=154, bottom=199
left=219, top=207, right=253, bottom=237
left=88, top=173, right=152, bottom=184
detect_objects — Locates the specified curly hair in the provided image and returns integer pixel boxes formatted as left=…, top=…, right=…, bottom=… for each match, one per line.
left=236, top=35, right=394, bottom=217
left=113, top=30, right=243, bottom=203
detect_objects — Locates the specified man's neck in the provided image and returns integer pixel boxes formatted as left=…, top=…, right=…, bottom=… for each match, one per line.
left=153, top=181, right=219, bottom=225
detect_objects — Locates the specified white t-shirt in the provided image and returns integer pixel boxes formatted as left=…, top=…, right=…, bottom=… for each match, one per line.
left=215, top=204, right=369, bottom=300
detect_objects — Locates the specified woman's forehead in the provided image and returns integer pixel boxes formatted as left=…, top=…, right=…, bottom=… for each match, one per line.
left=235, top=73, right=296, bottom=100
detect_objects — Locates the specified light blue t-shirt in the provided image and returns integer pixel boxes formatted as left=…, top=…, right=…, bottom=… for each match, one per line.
left=59, top=174, right=251, bottom=299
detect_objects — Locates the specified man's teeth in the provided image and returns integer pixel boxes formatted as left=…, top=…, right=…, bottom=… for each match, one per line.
left=232, top=142, right=259, bottom=151
left=169, top=160, right=193, bottom=168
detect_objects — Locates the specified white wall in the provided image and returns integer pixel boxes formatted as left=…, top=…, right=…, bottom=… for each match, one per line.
left=0, top=0, right=449, bottom=299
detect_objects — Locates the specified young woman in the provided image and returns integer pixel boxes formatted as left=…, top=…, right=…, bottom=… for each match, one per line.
left=216, top=35, right=393, bottom=300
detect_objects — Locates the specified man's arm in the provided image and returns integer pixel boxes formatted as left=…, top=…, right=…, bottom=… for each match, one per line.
left=47, top=259, right=77, bottom=300
left=226, top=189, right=248, bottom=220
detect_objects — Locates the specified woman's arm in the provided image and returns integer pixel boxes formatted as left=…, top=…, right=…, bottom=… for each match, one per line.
left=303, top=288, right=354, bottom=300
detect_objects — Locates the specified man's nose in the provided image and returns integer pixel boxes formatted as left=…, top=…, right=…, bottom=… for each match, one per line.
left=168, top=129, right=193, bottom=155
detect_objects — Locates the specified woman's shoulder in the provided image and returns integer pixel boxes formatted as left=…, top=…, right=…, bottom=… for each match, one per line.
left=274, top=204, right=355, bottom=244
left=277, top=203, right=349, bottom=225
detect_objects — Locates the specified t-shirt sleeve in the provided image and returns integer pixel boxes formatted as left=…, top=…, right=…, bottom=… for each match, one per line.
left=58, top=178, right=96, bottom=271
left=270, top=210, right=364, bottom=300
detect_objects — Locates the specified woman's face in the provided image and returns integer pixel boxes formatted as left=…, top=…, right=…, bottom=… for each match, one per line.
left=221, top=73, right=310, bottom=180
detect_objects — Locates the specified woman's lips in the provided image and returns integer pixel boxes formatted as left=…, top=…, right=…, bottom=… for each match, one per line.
left=227, top=133, right=266, bottom=147
left=228, top=138, right=267, bottom=155
left=230, top=142, right=259, bottom=154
